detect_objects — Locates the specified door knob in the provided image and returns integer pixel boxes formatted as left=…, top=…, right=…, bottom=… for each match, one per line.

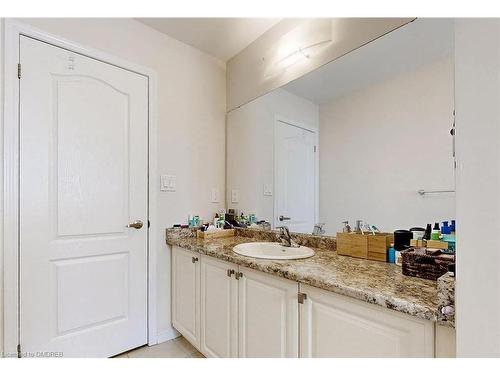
left=279, top=215, right=291, bottom=221
left=126, top=220, right=143, bottom=229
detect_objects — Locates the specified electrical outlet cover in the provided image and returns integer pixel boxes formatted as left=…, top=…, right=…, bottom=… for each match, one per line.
left=231, top=189, right=239, bottom=203
left=263, top=184, right=273, bottom=196
left=211, top=188, right=220, bottom=203
left=160, top=174, right=176, bottom=192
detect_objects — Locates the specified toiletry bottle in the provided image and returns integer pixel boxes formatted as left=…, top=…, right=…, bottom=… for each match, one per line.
left=431, top=222, right=441, bottom=240
left=354, top=220, right=362, bottom=232
left=387, top=243, right=396, bottom=263
left=442, top=221, right=449, bottom=231
left=342, top=221, right=352, bottom=233
left=249, top=213, right=256, bottom=225
left=395, top=250, right=403, bottom=266
left=424, top=224, right=432, bottom=240
left=450, top=220, right=456, bottom=235
left=218, top=211, right=226, bottom=228
left=214, top=213, right=219, bottom=228
left=441, top=222, right=456, bottom=252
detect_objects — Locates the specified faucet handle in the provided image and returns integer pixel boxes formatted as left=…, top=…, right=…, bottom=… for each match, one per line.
left=277, top=226, right=289, bottom=235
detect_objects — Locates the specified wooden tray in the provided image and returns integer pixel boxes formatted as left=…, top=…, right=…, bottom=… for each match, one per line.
left=410, top=239, right=448, bottom=250
left=197, top=229, right=235, bottom=240
left=336, top=232, right=394, bottom=262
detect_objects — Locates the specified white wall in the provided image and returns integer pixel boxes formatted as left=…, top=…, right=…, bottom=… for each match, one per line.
left=0, top=18, right=4, bottom=353
left=226, top=88, right=318, bottom=224
left=319, top=58, right=455, bottom=234
left=455, top=19, right=500, bottom=357
left=0, top=18, right=226, bottom=347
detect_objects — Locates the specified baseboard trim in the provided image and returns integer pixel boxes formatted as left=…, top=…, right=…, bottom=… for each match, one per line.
left=156, top=327, right=181, bottom=344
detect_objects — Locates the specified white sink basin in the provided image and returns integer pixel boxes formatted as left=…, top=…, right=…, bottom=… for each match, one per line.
left=233, top=242, right=315, bottom=260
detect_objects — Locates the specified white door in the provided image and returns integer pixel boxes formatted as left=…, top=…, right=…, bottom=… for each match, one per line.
left=19, top=36, right=148, bottom=357
left=274, top=120, right=316, bottom=233
left=200, top=256, right=238, bottom=358
left=171, top=247, right=201, bottom=349
left=299, top=284, right=434, bottom=358
left=238, top=266, right=298, bottom=358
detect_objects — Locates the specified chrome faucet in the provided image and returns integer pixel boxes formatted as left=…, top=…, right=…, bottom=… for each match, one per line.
left=277, top=226, right=300, bottom=248
left=312, top=223, right=325, bottom=236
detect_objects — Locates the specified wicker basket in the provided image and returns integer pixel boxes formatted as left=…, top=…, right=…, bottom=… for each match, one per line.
left=401, top=248, right=455, bottom=281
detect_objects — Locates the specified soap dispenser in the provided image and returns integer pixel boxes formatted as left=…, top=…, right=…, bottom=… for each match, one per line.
left=342, top=221, right=352, bottom=233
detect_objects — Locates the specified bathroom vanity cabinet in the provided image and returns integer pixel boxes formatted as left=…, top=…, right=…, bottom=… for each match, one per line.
left=237, top=266, right=298, bottom=357
left=171, top=246, right=437, bottom=358
left=172, top=246, right=297, bottom=358
left=299, top=284, right=434, bottom=357
left=171, top=245, right=201, bottom=349
left=199, top=255, right=238, bottom=357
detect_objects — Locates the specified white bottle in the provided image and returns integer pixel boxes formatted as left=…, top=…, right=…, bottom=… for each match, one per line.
left=395, top=250, right=403, bottom=266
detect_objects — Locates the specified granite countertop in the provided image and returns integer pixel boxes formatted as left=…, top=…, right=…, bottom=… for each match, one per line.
left=166, top=228, right=452, bottom=324
left=437, top=273, right=456, bottom=328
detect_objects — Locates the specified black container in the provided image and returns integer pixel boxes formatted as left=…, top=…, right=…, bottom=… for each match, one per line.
left=424, top=224, right=432, bottom=240
left=393, top=229, right=413, bottom=251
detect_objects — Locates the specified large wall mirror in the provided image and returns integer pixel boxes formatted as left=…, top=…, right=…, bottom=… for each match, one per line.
left=226, top=18, right=455, bottom=235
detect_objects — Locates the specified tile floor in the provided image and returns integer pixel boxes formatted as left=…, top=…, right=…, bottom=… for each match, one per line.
left=113, top=336, right=204, bottom=358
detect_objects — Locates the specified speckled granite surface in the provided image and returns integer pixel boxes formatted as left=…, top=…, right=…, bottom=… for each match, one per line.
left=437, top=273, right=455, bottom=328
left=166, top=227, right=451, bottom=324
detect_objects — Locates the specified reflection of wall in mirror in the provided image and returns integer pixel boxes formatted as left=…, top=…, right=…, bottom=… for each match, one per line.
left=319, top=57, right=455, bottom=234
left=226, top=88, right=319, bottom=227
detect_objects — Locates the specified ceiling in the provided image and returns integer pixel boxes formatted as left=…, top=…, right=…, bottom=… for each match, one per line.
left=136, top=18, right=281, bottom=62
left=284, top=18, right=454, bottom=104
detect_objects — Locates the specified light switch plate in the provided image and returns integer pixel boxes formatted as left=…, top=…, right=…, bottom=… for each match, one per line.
left=160, top=174, right=176, bottom=192
left=211, top=188, right=220, bottom=203
left=263, top=183, right=273, bottom=196
left=231, top=189, right=239, bottom=203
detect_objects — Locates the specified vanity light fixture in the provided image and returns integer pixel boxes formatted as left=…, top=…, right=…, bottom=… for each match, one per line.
left=276, top=40, right=330, bottom=72
left=262, top=19, right=333, bottom=80
left=279, top=47, right=310, bottom=70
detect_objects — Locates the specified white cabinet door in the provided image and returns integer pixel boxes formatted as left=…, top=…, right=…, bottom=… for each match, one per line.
left=300, top=284, right=434, bottom=358
left=238, top=266, right=299, bottom=358
left=172, top=246, right=200, bottom=349
left=20, top=36, right=148, bottom=357
left=200, top=256, right=238, bottom=358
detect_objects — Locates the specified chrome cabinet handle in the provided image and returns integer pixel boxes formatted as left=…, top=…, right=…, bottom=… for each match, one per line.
left=279, top=215, right=291, bottom=221
left=227, top=269, right=235, bottom=277
left=127, top=220, right=143, bottom=229
left=192, top=256, right=199, bottom=263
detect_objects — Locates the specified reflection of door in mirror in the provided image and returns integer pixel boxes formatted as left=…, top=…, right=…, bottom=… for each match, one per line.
left=274, top=119, right=316, bottom=233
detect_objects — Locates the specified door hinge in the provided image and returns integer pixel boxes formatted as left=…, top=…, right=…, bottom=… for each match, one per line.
left=17, top=63, right=21, bottom=79
left=313, top=145, right=317, bottom=153
left=17, top=344, right=22, bottom=358
left=298, top=292, right=307, bottom=304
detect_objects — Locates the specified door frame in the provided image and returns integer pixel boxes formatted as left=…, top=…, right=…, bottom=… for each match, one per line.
left=2, top=19, right=159, bottom=354
left=273, top=115, right=319, bottom=232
